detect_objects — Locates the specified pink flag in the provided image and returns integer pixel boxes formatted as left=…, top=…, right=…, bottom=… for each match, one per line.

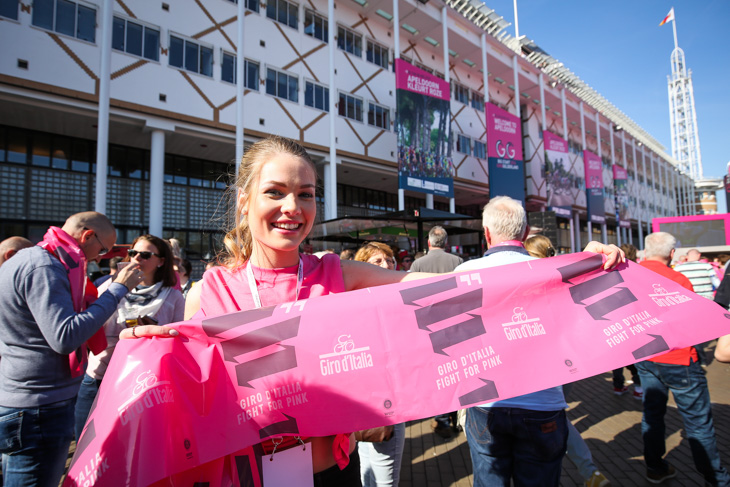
left=65, top=253, right=730, bottom=486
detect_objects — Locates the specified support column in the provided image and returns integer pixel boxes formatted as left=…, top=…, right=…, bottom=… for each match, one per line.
left=149, top=130, right=165, bottom=236
left=631, top=138, right=641, bottom=244
left=573, top=212, right=579, bottom=252
left=650, top=153, right=657, bottom=224
left=94, top=0, right=113, bottom=214
left=235, top=0, right=245, bottom=171
left=602, top=223, right=607, bottom=245
left=326, top=0, right=337, bottom=220
left=610, top=125, right=620, bottom=247
left=395, top=0, right=404, bottom=211
left=442, top=6, right=451, bottom=212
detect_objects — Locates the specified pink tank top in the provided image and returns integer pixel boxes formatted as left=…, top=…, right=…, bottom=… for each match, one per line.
left=199, top=253, right=345, bottom=317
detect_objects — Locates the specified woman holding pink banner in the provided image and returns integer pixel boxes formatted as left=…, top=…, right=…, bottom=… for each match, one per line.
left=121, top=136, right=625, bottom=486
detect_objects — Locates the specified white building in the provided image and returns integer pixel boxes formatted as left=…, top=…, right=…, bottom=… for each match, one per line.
left=0, top=0, right=696, bottom=264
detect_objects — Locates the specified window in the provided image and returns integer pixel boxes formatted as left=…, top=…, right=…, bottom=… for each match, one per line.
left=0, top=0, right=18, bottom=20
left=471, top=91, right=484, bottom=111
left=227, top=0, right=259, bottom=13
left=305, top=81, right=329, bottom=112
left=221, top=53, right=259, bottom=90
left=456, top=134, right=471, bottom=155
left=339, top=92, right=363, bottom=122
left=32, top=0, right=96, bottom=42
left=267, top=0, right=298, bottom=29
left=112, top=17, right=159, bottom=61
left=169, top=35, right=213, bottom=77
left=304, top=10, right=327, bottom=42
left=337, top=26, right=362, bottom=56
left=266, top=68, right=298, bottom=102
left=452, top=83, right=468, bottom=104
left=366, top=40, right=388, bottom=69
left=473, top=140, right=486, bottom=159
left=368, top=102, right=389, bottom=129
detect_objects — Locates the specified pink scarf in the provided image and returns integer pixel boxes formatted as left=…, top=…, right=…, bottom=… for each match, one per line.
left=37, top=227, right=107, bottom=377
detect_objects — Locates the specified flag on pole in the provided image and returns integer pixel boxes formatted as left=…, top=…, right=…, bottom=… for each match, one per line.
left=659, top=7, right=674, bottom=26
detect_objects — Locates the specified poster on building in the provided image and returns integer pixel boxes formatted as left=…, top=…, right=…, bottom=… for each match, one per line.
left=395, top=59, right=454, bottom=198
left=583, top=150, right=605, bottom=224
left=544, top=131, right=571, bottom=218
left=613, top=165, right=630, bottom=228
left=486, top=103, right=524, bottom=203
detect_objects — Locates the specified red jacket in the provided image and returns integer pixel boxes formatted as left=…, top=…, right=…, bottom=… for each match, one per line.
left=639, top=259, right=699, bottom=365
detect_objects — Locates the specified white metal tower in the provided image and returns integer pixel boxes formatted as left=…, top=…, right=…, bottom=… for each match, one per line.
left=665, top=9, right=703, bottom=179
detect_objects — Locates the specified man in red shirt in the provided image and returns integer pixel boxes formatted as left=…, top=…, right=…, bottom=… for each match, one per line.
left=637, top=232, right=730, bottom=486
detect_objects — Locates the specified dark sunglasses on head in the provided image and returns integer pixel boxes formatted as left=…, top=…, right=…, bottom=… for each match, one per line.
left=128, top=249, right=162, bottom=260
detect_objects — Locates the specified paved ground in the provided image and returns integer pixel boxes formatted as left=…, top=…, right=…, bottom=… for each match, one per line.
left=400, top=344, right=730, bottom=487
left=8, top=347, right=730, bottom=486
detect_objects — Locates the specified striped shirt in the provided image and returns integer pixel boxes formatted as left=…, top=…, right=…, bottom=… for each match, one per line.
left=675, top=261, right=721, bottom=299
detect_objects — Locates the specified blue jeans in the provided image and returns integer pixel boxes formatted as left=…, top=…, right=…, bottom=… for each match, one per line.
left=466, top=407, right=567, bottom=487
left=0, top=397, right=76, bottom=487
left=637, top=359, right=730, bottom=486
left=358, top=423, right=405, bottom=487
left=74, top=373, right=103, bottom=441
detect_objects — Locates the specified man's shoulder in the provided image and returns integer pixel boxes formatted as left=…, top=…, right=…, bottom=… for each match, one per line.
left=1, top=246, right=58, bottom=277
left=641, top=261, right=693, bottom=289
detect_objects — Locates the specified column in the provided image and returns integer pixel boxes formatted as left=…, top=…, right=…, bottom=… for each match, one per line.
left=395, top=0, right=404, bottom=211
left=610, top=124, right=620, bottom=246
left=581, top=102, right=591, bottom=240
left=235, top=0, right=246, bottom=171
left=573, top=212, right=579, bottom=252
left=441, top=6, right=450, bottom=212
left=149, top=130, right=165, bottom=236
left=326, top=0, right=337, bottom=220
left=94, top=0, right=113, bottom=214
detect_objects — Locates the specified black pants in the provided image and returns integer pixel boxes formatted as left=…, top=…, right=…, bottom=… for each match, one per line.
left=313, top=449, right=362, bottom=487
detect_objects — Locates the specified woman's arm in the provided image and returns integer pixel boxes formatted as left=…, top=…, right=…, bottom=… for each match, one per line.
left=715, top=334, right=730, bottom=363
left=184, top=282, right=202, bottom=320
left=341, top=259, right=439, bottom=291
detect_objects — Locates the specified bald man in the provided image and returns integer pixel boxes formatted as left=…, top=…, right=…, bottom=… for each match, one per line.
left=0, top=212, right=144, bottom=486
left=0, top=236, right=33, bottom=267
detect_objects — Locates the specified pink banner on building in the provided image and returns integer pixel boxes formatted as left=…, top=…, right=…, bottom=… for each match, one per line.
left=544, top=131, right=571, bottom=211
left=613, top=165, right=628, bottom=180
left=544, top=130, right=568, bottom=154
left=395, top=59, right=449, bottom=101
left=487, top=103, right=523, bottom=160
left=65, top=254, right=730, bottom=486
left=583, top=150, right=603, bottom=189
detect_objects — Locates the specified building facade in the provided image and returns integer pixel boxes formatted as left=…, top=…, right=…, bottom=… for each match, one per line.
left=0, top=0, right=698, bottom=262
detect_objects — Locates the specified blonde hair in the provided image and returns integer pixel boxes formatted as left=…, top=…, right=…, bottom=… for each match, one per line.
left=524, top=235, right=555, bottom=259
left=223, top=136, right=316, bottom=268
left=354, top=242, right=394, bottom=263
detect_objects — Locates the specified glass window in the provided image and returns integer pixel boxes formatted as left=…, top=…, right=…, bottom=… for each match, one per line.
left=112, top=17, right=125, bottom=50
left=305, top=81, right=329, bottom=112
left=471, top=91, right=484, bottom=111
left=32, top=133, right=51, bottom=167
left=367, top=102, right=389, bottom=129
left=337, top=26, right=361, bottom=56
left=222, top=52, right=235, bottom=83
left=169, top=36, right=184, bottom=68
left=112, top=17, right=158, bottom=60
left=267, top=0, right=297, bottom=29
left=108, top=146, right=125, bottom=177
left=143, top=26, right=159, bottom=61
left=339, top=92, right=363, bottom=122
left=266, top=68, right=298, bottom=102
left=245, top=0, right=259, bottom=13
left=456, top=134, right=470, bottom=155
left=32, top=0, right=53, bottom=30
left=7, top=129, right=28, bottom=164
left=245, top=59, right=259, bottom=90
left=55, top=0, right=76, bottom=37
left=76, top=3, right=95, bottom=42
left=126, top=21, right=143, bottom=56
left=71, top=139, right=91, bottom=172
left=169, top=35, right=213, bottom=77
left=304, top=10, right=327, bottom=42
left=222, top=53, right=257, bottom=87
left=1, top=0, right=19, bottom=20
left=473, top=140, right=486, bottom=159
left=0, top=127, right=5, bottom=161
left=452, top=83, right=468, bottom=104
left=366, top=40, right=388, bottom=69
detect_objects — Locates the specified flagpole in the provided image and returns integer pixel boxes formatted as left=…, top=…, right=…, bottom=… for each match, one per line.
left=671, top=8, right=678, bottom=51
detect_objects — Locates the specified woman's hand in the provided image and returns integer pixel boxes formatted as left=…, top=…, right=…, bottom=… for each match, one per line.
left=583, top=241, right=626, bottom=270
left=119, top=325, right=179, bottom=340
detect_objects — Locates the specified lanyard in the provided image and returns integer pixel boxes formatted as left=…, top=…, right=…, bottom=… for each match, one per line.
left=246, top=258, right=303, bottom=309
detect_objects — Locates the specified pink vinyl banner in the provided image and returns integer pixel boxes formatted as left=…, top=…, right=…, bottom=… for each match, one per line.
left=613, top=164, right=628, bottom=180
left=583, top=150, right=603, bottom=189
left=395, top=59, right=449, bottom=101
left=65, top=254, right=730, bottom=486
left=544, top=130, right=568, bottom=154
left=486, top=103, right=523, bottom=161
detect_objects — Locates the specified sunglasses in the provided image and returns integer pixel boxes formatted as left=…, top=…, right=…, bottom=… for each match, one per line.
left=128, top=249, right=162, bottom=260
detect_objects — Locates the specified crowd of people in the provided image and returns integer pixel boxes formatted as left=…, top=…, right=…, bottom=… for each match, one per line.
left=0, top=135, right=728, bottom=487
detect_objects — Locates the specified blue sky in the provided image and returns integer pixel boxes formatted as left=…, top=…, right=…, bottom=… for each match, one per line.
left=484, top=0, right=730, bottom=209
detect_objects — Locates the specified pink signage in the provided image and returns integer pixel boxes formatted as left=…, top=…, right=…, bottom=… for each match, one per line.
left=395, top=59, right=449, bottom=101
left=583, top=150, right=603, bottom=189
left=544, top=130, right=568, bottom=153
left=65, top=254, right=730, bottom=486
left=613, top=165, right=628, bottom=180
left=486, top=103, right=523, bottom=161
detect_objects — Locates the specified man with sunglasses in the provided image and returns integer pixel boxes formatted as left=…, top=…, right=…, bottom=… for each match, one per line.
left=0, top=211, right=144, bottom=486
